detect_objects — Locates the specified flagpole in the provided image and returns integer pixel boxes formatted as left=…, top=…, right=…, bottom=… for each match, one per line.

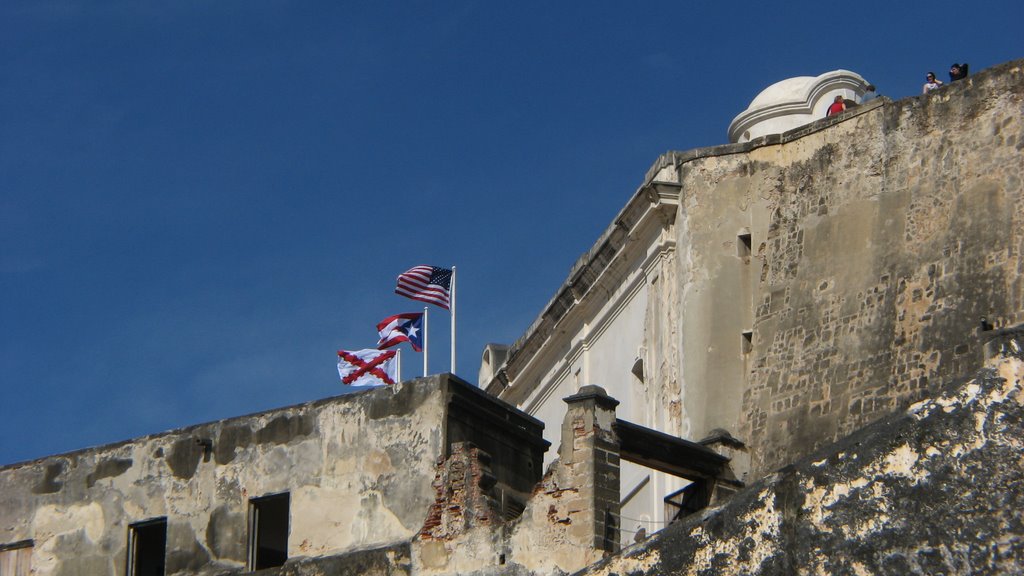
left=422, top=306, right=429, bottom=377
left=396, top=348, right=402, bottom=384
left=450, top=266, right=456, bottom=375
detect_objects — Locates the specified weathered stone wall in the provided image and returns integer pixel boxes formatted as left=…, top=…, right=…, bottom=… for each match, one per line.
left=483, top=58, right=1023, bottom=543
left=576, top=346, right=1024, bottom=576
left=672, top=59, right=1024, bottom=479
left=0, top=379, right=447, bottom=575
left=503, top=386, right=622, bottom=576
left=96, top=331, right=1020, bottom=576
left=412, top=386, right=621, bottom=576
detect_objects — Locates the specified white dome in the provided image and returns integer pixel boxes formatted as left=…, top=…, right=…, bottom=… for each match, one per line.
left=728, top=70, right=870, bottom=143
left=748, top=76, right=816, bottom=108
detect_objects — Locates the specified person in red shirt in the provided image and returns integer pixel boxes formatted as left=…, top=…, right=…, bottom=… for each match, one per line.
left=826, top=95, right=846, bottom=117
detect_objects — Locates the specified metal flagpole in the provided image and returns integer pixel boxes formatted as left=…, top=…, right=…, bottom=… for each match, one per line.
left=423, top=306, right=429, bottom=377
left=396, top=348, right=402, bottom=384
left=450, top=266, right=456, bottom=374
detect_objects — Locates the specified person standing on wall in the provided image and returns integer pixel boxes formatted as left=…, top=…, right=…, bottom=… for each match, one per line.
left=923, top=72, right=944, bottom=93
left=949, top=63, right=969, bottom=82
left=861, top=84, right=878, bottom=103
left=826, top=95, right=846, bottom=117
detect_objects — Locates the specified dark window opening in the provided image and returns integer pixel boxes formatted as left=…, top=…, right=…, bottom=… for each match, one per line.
left=128, top=518, right=166, bottom=576
left=501, top=493, right=526, bottom=522
left=249, top=492, right=289, bottom=570
left=742, top=330, right=753, bottom=354
left=664, top=480, right=711, bottom=523
left=738, top=232, right=752, bottom=258
left=631, top=357, right=645, bottom=381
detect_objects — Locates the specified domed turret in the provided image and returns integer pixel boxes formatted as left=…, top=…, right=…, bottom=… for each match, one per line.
left=728, top=70, right=870, bottom=143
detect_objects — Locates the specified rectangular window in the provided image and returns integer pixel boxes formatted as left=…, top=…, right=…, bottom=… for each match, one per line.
left=741, top=330, right=753, bottom=354
left=127, top=518, right=166, bottom=576
left=248, top=492, right=289, bottom=570
left=0, top=541, right=33, bottom=576
left=664, top=480, right=710, bottom=523
left=737, top=232, right=752, bottom=258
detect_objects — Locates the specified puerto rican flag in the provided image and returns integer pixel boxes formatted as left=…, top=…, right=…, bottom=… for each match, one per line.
left=337, top=349, right=398, bottom=386
left=376, top=312, right=424, bottom=352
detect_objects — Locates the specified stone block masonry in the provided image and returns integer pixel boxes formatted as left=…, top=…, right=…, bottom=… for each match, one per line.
left=665, top=58, right=1024, bottom=479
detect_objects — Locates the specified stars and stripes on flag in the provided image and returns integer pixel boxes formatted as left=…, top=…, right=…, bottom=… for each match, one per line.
left=376, top=312, right=424, bottom=352
left=395, top=265, right=452, bottom=310
left=337, top=349, right=398, bottom=386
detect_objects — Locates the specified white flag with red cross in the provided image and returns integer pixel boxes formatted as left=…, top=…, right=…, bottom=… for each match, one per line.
left=337, top=349, right=398, bottom=386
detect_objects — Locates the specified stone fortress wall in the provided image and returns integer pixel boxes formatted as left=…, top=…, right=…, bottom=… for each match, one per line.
left=661, top=57, right=1024, bottom=479
left=481, top=57, right=1023, bottom=561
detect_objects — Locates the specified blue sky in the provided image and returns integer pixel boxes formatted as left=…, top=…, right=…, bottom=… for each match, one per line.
left=2, top=0, right=1021, bottom=466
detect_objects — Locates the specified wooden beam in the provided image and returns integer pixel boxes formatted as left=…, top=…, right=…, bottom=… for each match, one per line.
left=614, top=418, right=728, bottom=480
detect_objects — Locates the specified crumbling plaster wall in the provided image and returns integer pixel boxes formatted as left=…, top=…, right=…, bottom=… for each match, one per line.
left=415, top=391, right=618, bottom=576
left=671, top=59, right=1024, bottom=479
left=576, top=347, right=1024, bottom=576
left=0, top=379, right=446, bottom=575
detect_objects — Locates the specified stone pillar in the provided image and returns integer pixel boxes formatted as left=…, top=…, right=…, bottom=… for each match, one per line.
left=560, top=385, right=621, bottom=553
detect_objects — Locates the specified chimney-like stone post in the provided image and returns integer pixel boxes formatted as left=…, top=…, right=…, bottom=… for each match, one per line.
left=560, top=385, right=621, bottom=553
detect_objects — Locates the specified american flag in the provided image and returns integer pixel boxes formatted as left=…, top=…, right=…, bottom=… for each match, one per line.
left=395, top=265, right=452, bottom=310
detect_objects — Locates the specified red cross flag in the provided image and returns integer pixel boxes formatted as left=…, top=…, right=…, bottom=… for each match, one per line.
left=337, top=349, right=398, bottom=386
